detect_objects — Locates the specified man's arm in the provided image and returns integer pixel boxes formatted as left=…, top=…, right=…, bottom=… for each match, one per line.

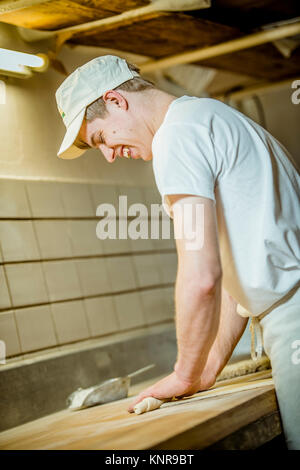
left=128, top=194, right=222, bottom=411
left=172, top=195, right=222, bottom=385
left=197, top=287, right=249, bottom=390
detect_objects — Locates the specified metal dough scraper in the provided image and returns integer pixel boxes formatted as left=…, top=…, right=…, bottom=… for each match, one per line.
left=67, top=364, right=155, bottom=411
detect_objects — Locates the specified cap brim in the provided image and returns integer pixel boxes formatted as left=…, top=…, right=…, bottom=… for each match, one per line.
left=57, top=108, right=86, bottom=160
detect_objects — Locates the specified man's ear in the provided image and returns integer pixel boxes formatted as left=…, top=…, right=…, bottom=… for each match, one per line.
left=102, top=90, right=128, bottom=110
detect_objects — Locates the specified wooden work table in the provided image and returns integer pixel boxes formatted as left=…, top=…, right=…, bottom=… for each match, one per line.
left=0, top=372, right=281, bottom=450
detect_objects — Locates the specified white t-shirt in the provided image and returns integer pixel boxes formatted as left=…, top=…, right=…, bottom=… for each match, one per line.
left=152, top=96, right=300, bottom=316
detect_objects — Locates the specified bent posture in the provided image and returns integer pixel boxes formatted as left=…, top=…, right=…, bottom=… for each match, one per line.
left=56, top=55, right=300, bottom=449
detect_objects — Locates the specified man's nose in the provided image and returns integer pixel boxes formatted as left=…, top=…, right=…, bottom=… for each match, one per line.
left=99, top=144, right=115, bottom=163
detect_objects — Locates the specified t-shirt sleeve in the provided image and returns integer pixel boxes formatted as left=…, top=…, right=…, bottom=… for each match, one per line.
left=152, top=122, right=218, bottom=217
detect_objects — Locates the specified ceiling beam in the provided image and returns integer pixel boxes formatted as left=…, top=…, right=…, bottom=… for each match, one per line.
left=140, top=20, right=300, bottom=73
left=17, top=0, right=211, bottom=43
left=214, top=77, right=298, bottom=102
left=0, top=0, right=50, bottom=14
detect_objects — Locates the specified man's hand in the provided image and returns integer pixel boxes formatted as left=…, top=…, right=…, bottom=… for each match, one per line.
left=127, top=370, right=217, bottom=413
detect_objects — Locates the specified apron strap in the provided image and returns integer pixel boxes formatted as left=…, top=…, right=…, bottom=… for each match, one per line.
left=250, top=317, right=263, bottom=361
left=237, top=282, right=300, bottom=361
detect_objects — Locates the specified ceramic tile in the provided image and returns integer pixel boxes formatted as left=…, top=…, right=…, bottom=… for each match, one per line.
left=128, top=220, right=154, bottom=253
left=84, top=296, right=119, bottom=337
left=155, top=252, right=177, bottom=284
left=0, top=179, right=31, bottom=218
left=102, top=233, right=131, bottom=255
left=34, top=220, right=72, bottom=259
left=145, top=193, right=167, bottom=223
left=0, top=266, right=11, bottom=309
left=163, top=286, right=175, bottom=320
left=51, top=300, right=90, bottom=344
left=60, top=183, right=94, bottom=217
left=76, top=258, right=111, bottom=297
left=15, top=305, right=57, bottom=353
left=106, top=256, right=137, bottom=292
left=140, top=289, right=171, bottom=325
left=153, top=237, right=175, bottom=250
left=5, top=263, right=48, bottom=307
left=129, top=237, right=154, bottom=253
left=90, top=184, right=119, bottom=213
left=0, top=311, right=21, bottom=357
left=0, top=221, right=40, bottom=262
left=113, top=292, right=145, bottom=331
left=151, top=221, right=175, bottom=250
left=143, top=186, right=162, bottom=210
left=43, top=260, right=82, bottom=302
left=132, top=254, right=162, bottom=287
left=117, top=185, right=146, bottom=208
left=26, top=181, right=64, bottom=217
left=68, top=220, right=103, bottom=256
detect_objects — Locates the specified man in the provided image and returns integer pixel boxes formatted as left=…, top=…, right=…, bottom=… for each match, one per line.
left=56, top=55, right=300, bottom=449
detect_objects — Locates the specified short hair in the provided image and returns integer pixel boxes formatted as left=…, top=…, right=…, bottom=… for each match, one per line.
left=85, top=61, right=155, bottom=122
left=74, top=61, right=155, bottom=149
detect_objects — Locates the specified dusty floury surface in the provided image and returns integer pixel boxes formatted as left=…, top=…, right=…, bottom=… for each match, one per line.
left=0, top=371, right=276, bottom=450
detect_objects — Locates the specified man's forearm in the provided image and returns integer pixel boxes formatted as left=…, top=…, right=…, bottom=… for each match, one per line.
left=174, top=274, right=222, bottom=383
left=200, top=288, right=249, bottom=383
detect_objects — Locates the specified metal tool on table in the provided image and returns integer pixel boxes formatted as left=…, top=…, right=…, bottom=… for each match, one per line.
left=67, top=364, right=155, bottom=411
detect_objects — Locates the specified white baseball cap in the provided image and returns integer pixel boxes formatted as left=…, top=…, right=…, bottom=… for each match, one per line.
left=55, top=55, right=140, bottom=160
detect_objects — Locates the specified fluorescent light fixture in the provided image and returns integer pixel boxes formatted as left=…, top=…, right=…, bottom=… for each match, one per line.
left=0, top=48, right=48, bottom=79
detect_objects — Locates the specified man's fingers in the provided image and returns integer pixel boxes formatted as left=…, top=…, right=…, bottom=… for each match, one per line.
left=127, top=391, right=154, bottom=413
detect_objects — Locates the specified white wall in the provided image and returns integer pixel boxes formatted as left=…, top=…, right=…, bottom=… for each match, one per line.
left=0, top=23, right=154, bottom=186
left=233, top=86, right=300, bottom=171
left=261, top=86, right=300, bottom=170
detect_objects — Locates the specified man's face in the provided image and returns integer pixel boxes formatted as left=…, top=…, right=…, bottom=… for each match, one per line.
left=77, top=90, right=154, bottom=163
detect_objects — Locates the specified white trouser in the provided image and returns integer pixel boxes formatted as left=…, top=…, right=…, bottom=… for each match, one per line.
left=259, top=287, right=300, bottom=450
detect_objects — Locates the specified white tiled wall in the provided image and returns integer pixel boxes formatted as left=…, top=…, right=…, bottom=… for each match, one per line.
left=15, top=305, right=58, bottom=353
left=0, top=266, right=11, bottom=309
left=106, top=256, right=137, bottom=292
left=68, top=220, right=104, bottom=256
left=6, top=262, right=49, bottom=307
left=133, top=254, right=162, bottom=287
left=0, top=180, right=31, bottom=218
left=76, top=258, right=111, bottom=296
left=43, top=260, right=82, bottom=302
left=140, top=289, right=173, bottom=325
left=0, top=179, right=176, bottom=358
left=0, top=221, right=40, bottom=262
left=60, top=182, right=95, bottom=217
left=113, top=292, right=145, bottom=331
left=0, top=311, right=20, bottom=356
left=34, top=220, right=73, bottom=259
left=51, top=300, right=90, bottom=344
left=84, top=296, right=119, bottom=337
left=26, top=181, right=65, bottom=218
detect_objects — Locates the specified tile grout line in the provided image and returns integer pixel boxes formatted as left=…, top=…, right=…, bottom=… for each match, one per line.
left=25, top=182, right=60, bottom=349
left=10, top=183, right=33, bottom=354
left=0, top=283, right=175, bottom=314
left=1, top=319, right=175, bottom=363
left=72, top=244, right=93, bottom=340
left=128, top=254, right=147, bottom=327
left=0, top=248, right=176, bottom=265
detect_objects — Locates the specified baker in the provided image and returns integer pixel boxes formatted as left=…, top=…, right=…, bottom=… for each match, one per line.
left=55, top=55, right=300, bottom=449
